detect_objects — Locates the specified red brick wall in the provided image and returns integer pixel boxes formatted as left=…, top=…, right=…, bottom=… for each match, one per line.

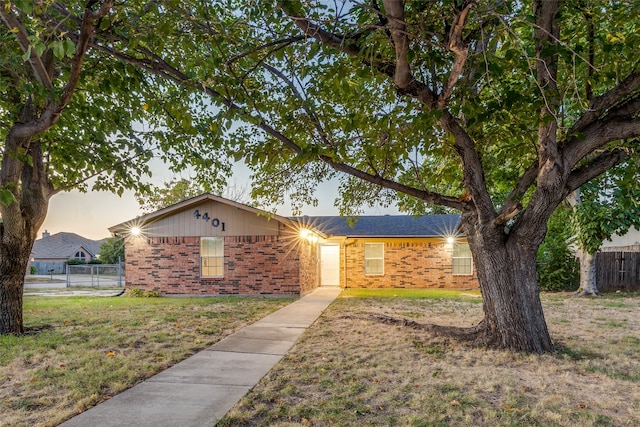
left=298, top=240, right=319, bottom=295
left=343, top=239, right=478, bottom=289
left=125, top=235, right=303, bottom=295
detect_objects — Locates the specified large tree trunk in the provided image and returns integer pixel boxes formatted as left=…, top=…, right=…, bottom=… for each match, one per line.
left=0, top=235, right=34, bottom=335
left=0, top=134, right=51, bottom=335
left=465, top=220, right=553, bottom=353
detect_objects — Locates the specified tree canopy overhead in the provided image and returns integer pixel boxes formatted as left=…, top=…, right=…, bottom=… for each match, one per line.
left=79, top=0, right=637, bottom=213
left=82, top=0, right=639, bottom=351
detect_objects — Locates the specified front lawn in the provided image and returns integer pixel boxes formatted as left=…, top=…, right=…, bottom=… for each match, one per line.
left=0, top=295, right=291, bottom=427
left=221, top=290, right=640, bottom=426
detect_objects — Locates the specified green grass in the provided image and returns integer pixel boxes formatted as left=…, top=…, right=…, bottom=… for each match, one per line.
left=0, top=295, right=291, bottom=427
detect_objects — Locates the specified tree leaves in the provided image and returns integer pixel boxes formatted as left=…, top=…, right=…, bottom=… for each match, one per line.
left=571, top=160, right=640, bottom=255
left=0, top=188, right=17, bottom=206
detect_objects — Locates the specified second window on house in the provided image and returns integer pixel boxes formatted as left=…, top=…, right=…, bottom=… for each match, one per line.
left=452, top=242, right=473, bottom=275
left=201, top=237, right=224, bottom=278
left=364, top=242, right=384, bottom=275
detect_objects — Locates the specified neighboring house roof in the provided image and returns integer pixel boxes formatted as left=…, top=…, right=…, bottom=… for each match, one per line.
left=31, top=232, right=105, bottom=260
left=108, top=193, right=296, bottom=234
left=295, top=214, right=462, bottom=238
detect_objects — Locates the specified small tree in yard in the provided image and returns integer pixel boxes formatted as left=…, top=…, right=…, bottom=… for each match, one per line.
left=99, top=236, right=125, bottom=265
left=82, top=0, right=640, bottom=352
left=0, top=1, right=229, bottom=335
left=569, top=161, right=640, bottom=296
left=0, top=0, right=115, bottom=334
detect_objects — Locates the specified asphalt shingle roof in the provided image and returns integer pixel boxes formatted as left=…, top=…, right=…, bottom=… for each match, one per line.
left=294, top=214, right=461, bottom=237
left=31, top=232, right=105, bottom=259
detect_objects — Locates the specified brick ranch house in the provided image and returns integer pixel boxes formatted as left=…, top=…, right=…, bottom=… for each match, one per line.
left=108, top=194, right=479, bottom=296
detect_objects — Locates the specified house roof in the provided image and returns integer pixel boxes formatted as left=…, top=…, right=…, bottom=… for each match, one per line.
left=108, top=193, right=295, bottom=234
left=295, top=214, right=462, bottom=238
left=108, top=193, right=462, bottom=239
left=31, top=232, right=105, bottom=259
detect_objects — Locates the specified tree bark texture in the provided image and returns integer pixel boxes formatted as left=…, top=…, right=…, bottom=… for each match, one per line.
left=0, top=236, right=32, bottom=335
left=0, top=134, right=51, bottom=334
left=576, top=250, right=601, bottom=296
left=463, top=213, right=553, bottom=353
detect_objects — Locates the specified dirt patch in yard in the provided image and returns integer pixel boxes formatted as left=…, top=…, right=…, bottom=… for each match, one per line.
left=220, top=292, right=640, bottom=426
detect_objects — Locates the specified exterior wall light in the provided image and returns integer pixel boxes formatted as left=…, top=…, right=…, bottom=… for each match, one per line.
left=130, top=226, right=142, bottom=236
left=300, top=228, right=319, bottom=244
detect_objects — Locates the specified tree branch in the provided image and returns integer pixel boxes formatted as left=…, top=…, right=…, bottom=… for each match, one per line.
left=279, top=1, right=483, bottom=210
left=495, top=162, right=539, bottom=226
left=278, top=1, right=362, bottom=56
left=569, top=71, right=640, bottom=135
left=439, top=111, right=495, bottom=219
left=0, top=1, right=53, bottom=90
left=87, top=31, right=463, bottom=211
left=565, top=148, right=632, bottom=194
left=564, top=115, right=640, bottom=167
left=381, top=0, right=412, bottom=89
left=533, top=0, right=561, bottom=170
left=54, top=147, right=152, bottom=193
left=7, top=0, right=114, bottom=140
left=262, top=63, right=332, bottom=147
left=438, top=2, right=474, bottom=108
left=225, top=35, right=307, bottom=65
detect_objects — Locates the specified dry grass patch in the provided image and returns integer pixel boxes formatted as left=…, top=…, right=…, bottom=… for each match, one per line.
left=220, top=290, right=640, bottom=427
left=0, top=295, right=291, bottom=427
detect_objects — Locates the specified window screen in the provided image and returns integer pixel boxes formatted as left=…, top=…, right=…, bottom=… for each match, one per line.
left=364, top=243, right=384, bottom=275
left=452, top=243, right=473, bottom=275
left=201, top=237, right=224, bottom=277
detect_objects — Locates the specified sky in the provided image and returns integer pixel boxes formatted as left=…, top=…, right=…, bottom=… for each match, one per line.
left=38, top=165, right=399, bottom=241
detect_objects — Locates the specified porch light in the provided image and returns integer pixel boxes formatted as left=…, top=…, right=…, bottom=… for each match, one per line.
left=300, top=228, right=319, bottom=244
left=130, top=226, right=142, bottom=236
left=444, top=234, right=457, bottom=252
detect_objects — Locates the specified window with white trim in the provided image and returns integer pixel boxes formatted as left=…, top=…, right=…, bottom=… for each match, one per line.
left=452, top=242, right=473, bottom=275
left=201, top=237, right=224, bottom=278
left=364, top=243, right=384, bottom=275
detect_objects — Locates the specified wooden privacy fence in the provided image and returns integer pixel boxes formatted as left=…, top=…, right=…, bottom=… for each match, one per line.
left=596, top=252, right=640, bottom=292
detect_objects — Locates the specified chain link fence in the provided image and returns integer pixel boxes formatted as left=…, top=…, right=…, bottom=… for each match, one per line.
left=66, top=264, right=124, bottom=288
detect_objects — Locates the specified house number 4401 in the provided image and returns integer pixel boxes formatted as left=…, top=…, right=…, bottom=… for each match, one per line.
left=193, top=210, right=226, bottom=231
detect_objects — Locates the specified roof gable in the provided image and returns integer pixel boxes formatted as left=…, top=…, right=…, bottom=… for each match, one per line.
left=31, top=232, right=105, bottom=259
left=108, top=193, right=294, bottom=236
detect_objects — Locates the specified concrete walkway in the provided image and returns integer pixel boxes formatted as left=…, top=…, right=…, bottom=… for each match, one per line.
left=60, top=287, right=342, bottom=427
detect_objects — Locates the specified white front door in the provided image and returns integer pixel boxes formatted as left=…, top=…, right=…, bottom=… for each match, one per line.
left=320, top=245, right=340, bottom=287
